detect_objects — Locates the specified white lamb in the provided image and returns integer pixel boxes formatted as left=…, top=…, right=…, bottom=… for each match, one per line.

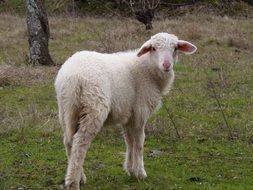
left=55, top=32, right=197, bottom=190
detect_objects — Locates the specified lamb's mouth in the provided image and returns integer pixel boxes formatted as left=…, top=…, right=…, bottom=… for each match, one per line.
left=163, top=68, right=171, bottom=73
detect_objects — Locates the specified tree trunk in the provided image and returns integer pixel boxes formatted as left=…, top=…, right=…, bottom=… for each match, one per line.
left=26, top=0, right=53, bottom=66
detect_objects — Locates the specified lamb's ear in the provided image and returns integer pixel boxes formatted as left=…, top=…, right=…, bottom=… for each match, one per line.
left=137, top=40, right=152, bottom=57
left=177, top=40, right=197, bottom=54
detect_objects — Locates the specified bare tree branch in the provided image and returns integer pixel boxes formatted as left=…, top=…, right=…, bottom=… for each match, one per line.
left=122, top=0, right=161, bottom=30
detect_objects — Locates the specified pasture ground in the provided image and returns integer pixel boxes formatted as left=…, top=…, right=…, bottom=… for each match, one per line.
left=0, top=14, right=253, bottom=189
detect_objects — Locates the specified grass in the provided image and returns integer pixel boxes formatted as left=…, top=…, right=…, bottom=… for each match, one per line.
left=0, top=12, right=253, bottom=189
left=1, top=127, right=253, bottom=189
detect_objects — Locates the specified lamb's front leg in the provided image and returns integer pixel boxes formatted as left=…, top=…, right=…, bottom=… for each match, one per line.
left=123, top=126, right=134, bottom=175
left=131, top=126, right=147, bottom=178
left=123, top=118, right=147, bottom=179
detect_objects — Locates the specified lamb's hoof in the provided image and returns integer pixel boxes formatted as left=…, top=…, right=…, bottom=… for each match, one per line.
left=65, top=179, right=80, bottom=190
left=123, top=163, right=133, bottom=176
left=80, top=172, right=87, bottom=184
left=134, top=168, right=147, bottom=179
left=124, top=169, right=131, bottom=176
left=126, top=168, right=147, bottom=179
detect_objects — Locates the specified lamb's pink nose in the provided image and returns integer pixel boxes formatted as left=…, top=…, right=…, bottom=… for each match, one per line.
left=163, top=63, right=171, bottom=71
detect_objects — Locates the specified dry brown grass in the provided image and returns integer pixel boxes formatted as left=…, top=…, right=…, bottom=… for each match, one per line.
left=0, top=65, right=58, bottom=87
left=0, top=14, right=26, bottom=45
left=0, top=13, right=252, bottom=65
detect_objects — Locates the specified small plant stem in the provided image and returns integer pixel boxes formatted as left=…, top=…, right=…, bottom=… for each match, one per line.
left=163, top=102, right=181, bottom=139
left=208, top=79, right=233, bottom=139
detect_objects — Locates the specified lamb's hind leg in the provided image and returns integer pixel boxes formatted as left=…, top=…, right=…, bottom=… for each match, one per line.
left=65, top=105, right=109, bottom=190
left=64, top=128, right=86, bottom=185
left=62, top=105, right=86, bottom=185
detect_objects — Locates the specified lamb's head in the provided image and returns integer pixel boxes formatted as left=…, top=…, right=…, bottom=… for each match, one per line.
left=137, top=33, right=197, bottom=73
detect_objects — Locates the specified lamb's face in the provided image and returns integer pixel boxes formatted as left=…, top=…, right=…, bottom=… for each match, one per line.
left=149, top=33, right=179, bottom=73
left=137, top=33, right=197, bottom=73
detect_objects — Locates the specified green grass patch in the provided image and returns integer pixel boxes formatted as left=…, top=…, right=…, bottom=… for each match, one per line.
left=1, top=128, right=253, bottom=189
left=0, top=84, right=56, bottom=113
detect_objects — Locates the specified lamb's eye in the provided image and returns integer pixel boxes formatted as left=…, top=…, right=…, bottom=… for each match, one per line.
left=173, top=48, right=177, bottom=57
left=152, top=47, right=156, bottom=51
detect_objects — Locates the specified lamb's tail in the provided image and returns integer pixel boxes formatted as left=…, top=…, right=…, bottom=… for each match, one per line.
left=55, top=77, right=82, bottom=143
